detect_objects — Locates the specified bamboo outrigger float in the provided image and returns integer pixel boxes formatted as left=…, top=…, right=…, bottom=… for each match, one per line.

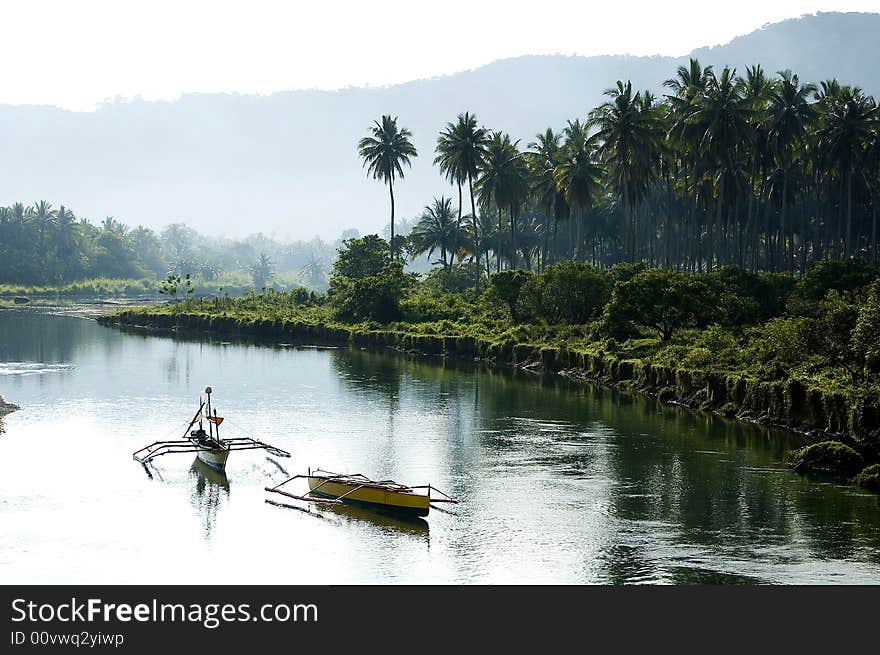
left=133, top=386, right=290, bottom=472
left=265, top=468, right=458, bottom=517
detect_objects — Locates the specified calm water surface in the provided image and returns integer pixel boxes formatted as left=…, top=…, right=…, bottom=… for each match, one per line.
left=1, top=307, right=879, bottom=584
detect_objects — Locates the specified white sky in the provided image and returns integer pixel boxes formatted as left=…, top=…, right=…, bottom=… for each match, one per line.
left=1, top=0, right=878, bottom=110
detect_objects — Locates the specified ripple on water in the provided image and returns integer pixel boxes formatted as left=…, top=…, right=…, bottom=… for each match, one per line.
left=0, top=362, right=75, bottom=376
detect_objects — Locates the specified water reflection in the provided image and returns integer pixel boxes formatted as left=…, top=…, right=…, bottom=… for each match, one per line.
left=189, top=458, right=230, bottom=539
left=315, top=503, right=429, bottom=540
left=2, top=307, right=880, bottom=583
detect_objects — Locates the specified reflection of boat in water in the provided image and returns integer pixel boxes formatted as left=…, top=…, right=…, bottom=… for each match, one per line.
left=265, top=468, right=457, bottom=518
left=321, top=500, right=429, bottom=536
left=189, top=457, right=230, bottom=538
left=191, top=456, right=230, bottom=491
left=132, top=386, right=290, bottom=473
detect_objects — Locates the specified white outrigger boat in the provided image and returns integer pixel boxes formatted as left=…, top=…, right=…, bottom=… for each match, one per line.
left=133, top=386, right=290, bottom=472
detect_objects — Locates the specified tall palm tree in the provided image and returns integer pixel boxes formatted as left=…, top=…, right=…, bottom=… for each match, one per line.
left=358, top=115, right=418, bottom=258
left=589, top=81, right=663, bottom=262
left=411, top=196, right=458, bottom=270
left=476, top=131, right=522, bottom=271
left=55, top=205, right=79, bottom=280
left=815, top=86, right=878, bottom=257
left=527, top=128, right=563, bottom=268
left=687, top=66, right=753, bottom=270
left=766, top=70, right=817, bottom=269
left=740, top=65, right=772, bottom=271
left=434, top=112, right=489, bottom=268
left=664, top=59, right=714, bottom=270
left=553, top=120, right=603, bottom=262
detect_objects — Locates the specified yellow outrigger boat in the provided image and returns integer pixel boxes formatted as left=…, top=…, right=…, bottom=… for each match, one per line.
left=265, top=468, right=457, bottom=517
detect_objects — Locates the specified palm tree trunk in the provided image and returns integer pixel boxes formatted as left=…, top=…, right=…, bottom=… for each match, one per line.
left=780, top=175, right=788, bottom=271
left=453, top=181, right=463, bottom=265
left=469, top=174, right=481, bottom=288
left=496, top=203, right=503, bottom=273
left=872, top=203, right=878, bottom=265
left=388, top=179, right=396, bottom=259
left=845, top=168, right=853, bottom=258
left=510, top=204, right=517, bottom=270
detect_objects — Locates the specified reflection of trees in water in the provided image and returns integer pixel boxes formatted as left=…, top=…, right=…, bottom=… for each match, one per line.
left=345, top=353, right=880, bottom=580
left=189, top=458, right=230, bottom=540
left=0, top=310, right=103, bottom=363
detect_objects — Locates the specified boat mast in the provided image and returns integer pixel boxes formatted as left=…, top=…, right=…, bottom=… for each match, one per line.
left=205, top=386, right=213, bottom=439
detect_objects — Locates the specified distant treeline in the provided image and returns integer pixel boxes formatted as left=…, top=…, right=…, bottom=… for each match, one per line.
left=0, top=202, right=350, bottom=290
left=369, top=60, right=880, bottom=275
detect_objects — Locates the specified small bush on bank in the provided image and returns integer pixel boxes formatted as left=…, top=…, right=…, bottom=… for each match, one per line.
left=790, top=441, right=864, bottom=477
left=854, top=464, right=880, bottom=491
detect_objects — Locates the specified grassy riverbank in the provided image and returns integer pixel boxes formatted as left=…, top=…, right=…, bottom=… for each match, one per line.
left=98, top=261, right=880, bottom=489
left=0, top=273, right=316, bottom=301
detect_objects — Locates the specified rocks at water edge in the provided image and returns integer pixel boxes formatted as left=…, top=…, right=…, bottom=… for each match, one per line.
left=0, top=394, right=19, bottom=418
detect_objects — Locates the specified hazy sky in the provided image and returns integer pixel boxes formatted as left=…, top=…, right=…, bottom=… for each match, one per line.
left=1, top=0, right=877, bottom=110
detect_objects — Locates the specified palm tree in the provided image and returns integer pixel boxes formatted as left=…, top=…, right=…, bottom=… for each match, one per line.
left=411, top=196, right=458, bottom=270
left=664, top=59, right=714, bottom=270
left=476, top=132, right=522, bottom=270
left=687, top=66, right=753, bottom=270
left=589, top=81, right=663, bottom=262
left=434, top=112, right=489, bottom=268
left=358, top=115, right=418, bottom=258
left=55, top=205, right=80, bottom=279
left=739, top=65, right=772, bottom=271
left=815, top=86, right=878, bottom=257
left=766, top=70, right=817, bottom=270
left=250, top=252, right=274, bottom=290
left=553, top=120, right=603, bottom=262
left=527, top=128, right=563, bottom=268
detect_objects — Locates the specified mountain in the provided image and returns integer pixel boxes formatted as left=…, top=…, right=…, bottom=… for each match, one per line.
left=1, top=11, right=878, bottom=240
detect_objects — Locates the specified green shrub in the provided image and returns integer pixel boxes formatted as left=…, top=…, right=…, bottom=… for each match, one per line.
left=485, top=270, right=534, bottom=321
left=330, top=260, right=414, bottom=323
left=516, top=261, right=611, bottom=324
left=854, top=464, right=880, bottom=491
left=787, top=259, right=880, bottom=317
left=790, top=441, right=864, bottom=477
left=600, top=268, right=716, bottom=341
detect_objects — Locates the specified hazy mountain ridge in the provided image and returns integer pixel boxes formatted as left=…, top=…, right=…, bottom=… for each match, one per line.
left=1, top=11, right=878, bottom=239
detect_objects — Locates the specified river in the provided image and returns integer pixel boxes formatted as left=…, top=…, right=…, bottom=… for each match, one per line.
left=1, top=307, right=879, bottom=584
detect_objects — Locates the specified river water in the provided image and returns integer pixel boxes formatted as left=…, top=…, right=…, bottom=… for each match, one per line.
left=1, top=307, right=878, bottom=584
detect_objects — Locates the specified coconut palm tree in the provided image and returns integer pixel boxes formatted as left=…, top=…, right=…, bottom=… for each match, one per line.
left=589, top=81, right=663, bottom=262
left=435, top=113, right=489, bottom=268
left=476, top=132, right=523, bottom=270
left=527, top=128, right=564, bottom=268
left=251, top=252, right=274, bottom=290
left=814, top=86, right=879, bottom=257
left=358, top=115, right=418, bottom=258
left=766, top=70, right=817, bottom=269
left=664, top=59, right=715, bottom=270
left=553, top=120, right=603, bottom=262
left=411, top=196, right=458, bottom=270
left=687, top=66, right=753, bottom=270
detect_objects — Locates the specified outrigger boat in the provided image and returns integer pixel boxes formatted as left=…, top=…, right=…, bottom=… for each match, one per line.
left=265, top=468, right=457, bottom=517
left=133, top=386, right=290, bottom=472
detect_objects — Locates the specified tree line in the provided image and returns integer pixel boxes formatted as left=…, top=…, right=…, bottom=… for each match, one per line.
left=359, top=59, right=880, bottom=276
left=0, top=202, right=344, bottom=290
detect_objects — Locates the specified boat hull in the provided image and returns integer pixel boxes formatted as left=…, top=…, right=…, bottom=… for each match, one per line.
left=307, top=477, right=430, bottom=517
left=196, top=447, right=230, bottom=472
